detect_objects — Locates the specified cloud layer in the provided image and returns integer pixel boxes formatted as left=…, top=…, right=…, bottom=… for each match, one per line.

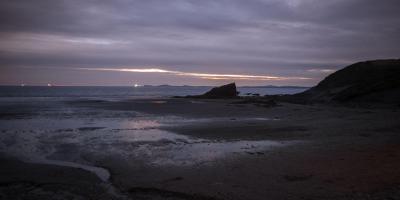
left=1, top=0, right=399, bottom=86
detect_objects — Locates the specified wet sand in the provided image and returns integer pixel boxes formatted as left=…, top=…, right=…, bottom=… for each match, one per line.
left=0, top=155, right=118, bottom=200
left=1, top=97, right=400, bottom=199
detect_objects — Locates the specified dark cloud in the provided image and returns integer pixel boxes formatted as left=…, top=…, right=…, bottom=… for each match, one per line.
left=0, top=0, right=399, bottom=86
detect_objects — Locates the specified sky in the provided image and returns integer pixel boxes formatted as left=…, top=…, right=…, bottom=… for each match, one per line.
left=0, top=0, right=399, bottom=86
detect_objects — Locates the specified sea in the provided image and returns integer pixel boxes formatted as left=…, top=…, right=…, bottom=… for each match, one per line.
left=0, top=85, right=308, bottom=98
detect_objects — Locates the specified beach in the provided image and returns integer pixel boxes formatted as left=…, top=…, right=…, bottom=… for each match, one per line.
left=2, top=0, right=400, bottom=198
left=1, top=96, right=400, bottom=200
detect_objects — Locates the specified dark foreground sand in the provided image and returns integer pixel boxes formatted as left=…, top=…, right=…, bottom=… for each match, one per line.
left=1, top=98, right=400, bottom=200
left=0, top=156, right=118, bottom=200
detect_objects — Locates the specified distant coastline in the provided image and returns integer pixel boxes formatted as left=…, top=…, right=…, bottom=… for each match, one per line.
left=0, top=85, right=309, bottom=98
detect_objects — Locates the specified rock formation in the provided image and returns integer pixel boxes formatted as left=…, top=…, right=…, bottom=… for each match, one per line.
left=290, top=59, right=400, bottom=104
left=201, top=83, right=239, bottom=98
left=181, top=83, right=239, bottom=99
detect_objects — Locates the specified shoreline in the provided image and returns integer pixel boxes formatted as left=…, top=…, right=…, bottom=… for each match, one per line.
left=1, top=97, right=400, bottom=199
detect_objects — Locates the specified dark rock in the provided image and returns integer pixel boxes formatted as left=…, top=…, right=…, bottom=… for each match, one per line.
left=181, top=83, right=239, bottom=99
left=202, top=83, right=239, bottom=98
left=282, top=59, right=400, bottom=104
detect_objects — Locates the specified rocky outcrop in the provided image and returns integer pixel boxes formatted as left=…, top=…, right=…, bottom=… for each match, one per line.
left=201, top=83, right=239, bottom=98
left=181, top=83, right=239, bottom=99
left=289, top=59, right=400, bottom=104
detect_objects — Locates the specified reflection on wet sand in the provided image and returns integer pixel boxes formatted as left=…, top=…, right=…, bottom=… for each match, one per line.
left=0, top=115, right=294, bottom=181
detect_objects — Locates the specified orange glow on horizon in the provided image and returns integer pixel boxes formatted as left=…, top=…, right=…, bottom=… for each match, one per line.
left=78, top=67, right=311, bottom=81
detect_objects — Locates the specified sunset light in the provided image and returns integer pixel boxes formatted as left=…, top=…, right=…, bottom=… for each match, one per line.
left=78, top=67, right=311, bottom=81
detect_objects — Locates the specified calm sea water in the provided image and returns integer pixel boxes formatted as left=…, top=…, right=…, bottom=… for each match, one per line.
left=0, top=86, right=308, bottom=98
